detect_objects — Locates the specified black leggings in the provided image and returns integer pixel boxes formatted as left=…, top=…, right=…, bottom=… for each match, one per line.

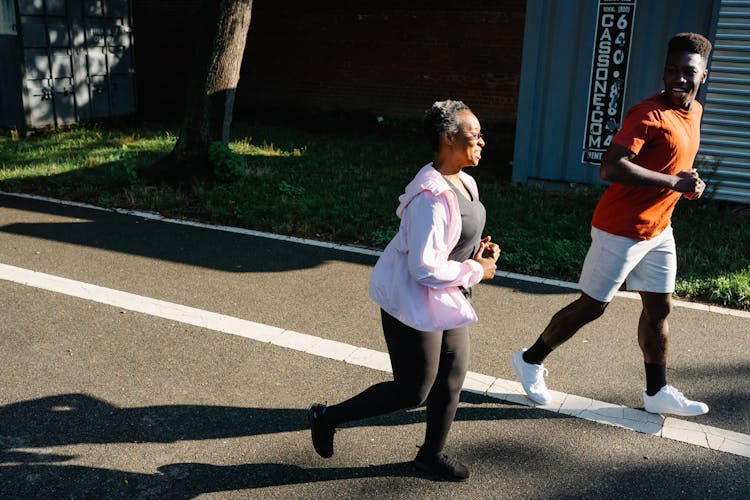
left=324, top=309, right=470, bottom=455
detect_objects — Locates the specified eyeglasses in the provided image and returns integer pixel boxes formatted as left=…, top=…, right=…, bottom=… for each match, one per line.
left=467, top=132, right=484, bottom=142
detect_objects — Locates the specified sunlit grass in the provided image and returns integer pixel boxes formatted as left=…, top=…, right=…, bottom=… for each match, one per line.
left=676, top=267, right=750, bottom=308
left=229, top=137, right=304, bottom=157
left=0, top=163, right=77, bottom=180
left=0, top=128, right=175, bottom=185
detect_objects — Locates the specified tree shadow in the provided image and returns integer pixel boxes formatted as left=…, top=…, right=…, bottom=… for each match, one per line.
left=0, top=191, right=378, bottom=273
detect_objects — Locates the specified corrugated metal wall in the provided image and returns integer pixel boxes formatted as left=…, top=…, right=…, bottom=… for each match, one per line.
left=513, top=0, right=715, bottom=187
left=698, top=0, right=750, bottom=203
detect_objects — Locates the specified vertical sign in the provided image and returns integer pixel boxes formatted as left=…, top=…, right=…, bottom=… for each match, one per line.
left=582, top=0, right=637, bottom=164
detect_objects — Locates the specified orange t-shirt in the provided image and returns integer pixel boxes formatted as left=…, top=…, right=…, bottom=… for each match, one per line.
left=591, top=92, right=702, bottom=240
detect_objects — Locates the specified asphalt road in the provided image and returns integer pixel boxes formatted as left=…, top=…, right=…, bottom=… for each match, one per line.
left=0, top=192, right=748, bottom=499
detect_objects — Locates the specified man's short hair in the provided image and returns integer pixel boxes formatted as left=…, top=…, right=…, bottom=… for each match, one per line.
left=668, top=33, right=712, bottom=60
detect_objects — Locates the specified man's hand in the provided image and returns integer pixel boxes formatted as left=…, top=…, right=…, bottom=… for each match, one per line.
left=675, top=169, right=705, bottom=199
left=601, top=145, right=706, bottom=197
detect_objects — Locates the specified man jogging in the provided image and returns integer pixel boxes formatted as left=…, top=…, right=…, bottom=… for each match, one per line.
left=511, top=33, right=711, bottom=417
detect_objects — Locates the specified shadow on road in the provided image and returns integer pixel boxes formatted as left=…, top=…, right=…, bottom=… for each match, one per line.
left=0, top=392, right=564, bottom=453
left=0, top=391, right=567, bottom=496
left=1, top=460, right=426, bottom=498
left=1, top=193, right=377, bottom=273
left=2, top=392, right=746, bottom=497
left=1, top=192, right=575, bottom=295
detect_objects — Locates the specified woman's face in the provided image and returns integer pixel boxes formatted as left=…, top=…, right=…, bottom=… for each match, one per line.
left=446, top=111, right=484, bottom=167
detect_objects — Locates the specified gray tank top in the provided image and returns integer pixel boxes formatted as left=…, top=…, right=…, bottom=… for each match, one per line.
left=446, top=179, right=487, bottom=298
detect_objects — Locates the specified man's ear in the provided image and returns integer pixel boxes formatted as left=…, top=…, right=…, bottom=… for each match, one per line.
left=441, top=131, right=454, bottom=147
left=701, top=68, right=708, bottom=85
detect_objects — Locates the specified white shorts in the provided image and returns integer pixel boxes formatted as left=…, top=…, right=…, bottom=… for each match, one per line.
left=578, top=226, right=677, bottom=303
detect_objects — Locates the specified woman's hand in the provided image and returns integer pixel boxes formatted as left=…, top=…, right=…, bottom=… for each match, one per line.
left=480, top=235, right=501, bottom=262
left=473, top=239, right=498, bottom=281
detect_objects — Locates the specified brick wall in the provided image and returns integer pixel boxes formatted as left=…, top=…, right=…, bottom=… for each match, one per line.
left=133, top=1, right=526, bottom=122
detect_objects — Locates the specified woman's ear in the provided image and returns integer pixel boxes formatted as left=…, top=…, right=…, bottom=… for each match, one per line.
left=440, top=131, right=454, bottom=147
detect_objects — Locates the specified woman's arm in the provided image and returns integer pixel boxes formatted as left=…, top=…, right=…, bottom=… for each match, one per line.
left=404, top=192, right=487, bottom=289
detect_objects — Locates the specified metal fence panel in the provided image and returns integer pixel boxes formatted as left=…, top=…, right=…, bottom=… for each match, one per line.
left=5, top=0, right=136, bottom=129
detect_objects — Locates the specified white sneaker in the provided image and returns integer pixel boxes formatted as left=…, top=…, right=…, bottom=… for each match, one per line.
left=643, top=385, right=709, bottom=416
left=511, top=349, right=551, bottom=405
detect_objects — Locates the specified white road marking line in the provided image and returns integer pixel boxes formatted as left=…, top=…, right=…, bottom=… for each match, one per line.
left=1, top=262, right=748, bottom=459
left=3, top=190, right=749, bottom=318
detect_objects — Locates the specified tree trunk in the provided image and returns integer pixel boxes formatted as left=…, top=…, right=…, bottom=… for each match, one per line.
left=166, top=0, right=253, bottom=183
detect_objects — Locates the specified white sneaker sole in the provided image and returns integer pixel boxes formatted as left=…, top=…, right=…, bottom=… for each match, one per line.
left=643, top=404, right=709, bottom=417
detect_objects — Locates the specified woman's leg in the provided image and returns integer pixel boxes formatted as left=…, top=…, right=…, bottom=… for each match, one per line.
left=421, top=325, right=470, bottom=455
left=323, top=310, right=442, bottom=427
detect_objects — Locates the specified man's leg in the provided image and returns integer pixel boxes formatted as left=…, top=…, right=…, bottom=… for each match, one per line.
left=512, top=227, right=632, bottom=404
left=526, top=227, right=630, bottom=364
left=525, top=292, right=609, bottom=363
left=638, top=291, right=671, bottom=363
left=511, top=293, right=608, bottom=405
left=638, top=291, right=708, bottom=416
left=638, top=291, right=671, bottom=395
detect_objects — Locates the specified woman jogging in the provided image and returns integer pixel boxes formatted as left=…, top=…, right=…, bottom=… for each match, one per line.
left=308, top=100, right=500, bottom=482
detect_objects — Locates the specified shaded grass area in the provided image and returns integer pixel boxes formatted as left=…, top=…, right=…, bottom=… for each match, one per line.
left=0, top=118, right=748, bottom=310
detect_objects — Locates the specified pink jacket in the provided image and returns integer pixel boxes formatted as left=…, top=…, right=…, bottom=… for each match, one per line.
left=369, top=163, right=485, bottom=332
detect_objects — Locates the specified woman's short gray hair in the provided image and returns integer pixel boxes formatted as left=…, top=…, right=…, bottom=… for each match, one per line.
left=423, top=100, right=471, bottom=152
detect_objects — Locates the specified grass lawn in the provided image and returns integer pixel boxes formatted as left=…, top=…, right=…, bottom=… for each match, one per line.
left=1, top=116, right=748, bottom=310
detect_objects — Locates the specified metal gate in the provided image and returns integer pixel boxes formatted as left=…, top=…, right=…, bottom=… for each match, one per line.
left=16, top=0, right=135, bottom=128
left=699, top=0, right=750, bottom=203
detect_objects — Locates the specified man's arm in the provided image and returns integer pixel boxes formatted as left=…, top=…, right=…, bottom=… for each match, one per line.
left=600, top=143, right=705, bottom=197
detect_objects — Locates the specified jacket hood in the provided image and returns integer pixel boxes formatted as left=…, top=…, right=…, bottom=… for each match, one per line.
left=396, top=163, right=456, bottom=218
left=396, top=163, right=479, bottom=218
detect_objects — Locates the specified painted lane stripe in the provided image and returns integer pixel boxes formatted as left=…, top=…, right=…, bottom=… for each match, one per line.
left=3, top=190, right=749, bottom=319
left=1, top=262, right=748, bottom=459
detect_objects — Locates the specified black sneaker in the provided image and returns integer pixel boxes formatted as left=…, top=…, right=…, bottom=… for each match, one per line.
left=307, top=403, right=335, bottom=458
left=414, top=448, right=470, bottom=482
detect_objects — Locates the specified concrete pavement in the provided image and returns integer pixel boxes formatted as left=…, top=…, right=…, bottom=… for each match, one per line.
left=1, top=192, right=748, bottom=499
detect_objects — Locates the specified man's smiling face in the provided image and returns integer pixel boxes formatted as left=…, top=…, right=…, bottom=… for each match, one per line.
left=663, top=51, right=708, bottom=110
